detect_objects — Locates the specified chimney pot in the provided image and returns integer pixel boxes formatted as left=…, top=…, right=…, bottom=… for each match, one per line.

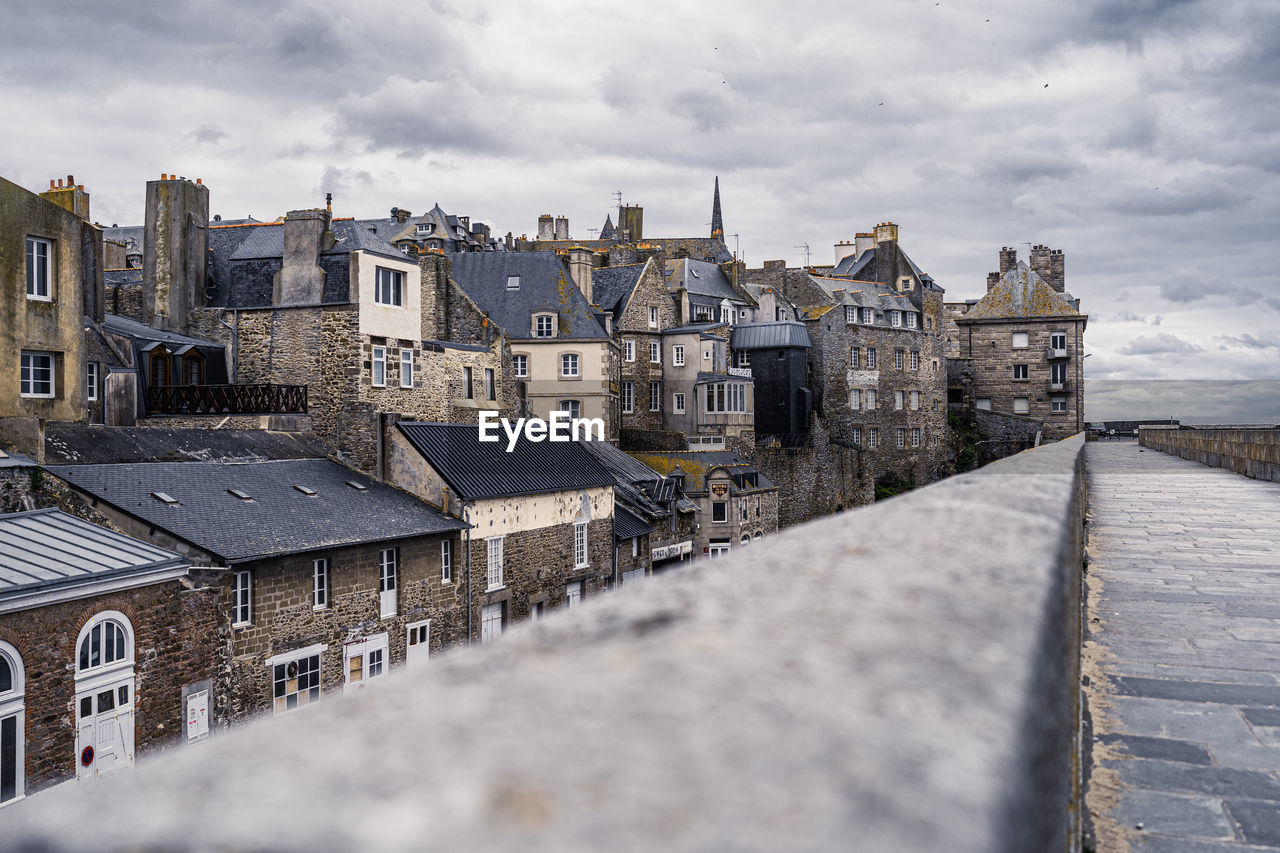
left=161, top=173, right=168, bottom=180
left=67, top=174, right=74, bottom=185
left=49, top=179, right=56, bottom=189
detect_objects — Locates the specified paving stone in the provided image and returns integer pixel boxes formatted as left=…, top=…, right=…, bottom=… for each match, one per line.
left=1098, top=734, right=1214, bottom=765
left=1115, top=760, right=1280, bottom=802
left=1112, top=677, right=1280, bottom=708
left=1242, top=708, right=1280, bottom=727
left=1131, top=836, right=1280, bottom=853
left=1224, top=800, right=1280, bottom=847
left=1112, top=789, right=1235, bottom=841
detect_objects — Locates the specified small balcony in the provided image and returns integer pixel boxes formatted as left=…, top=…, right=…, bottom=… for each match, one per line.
left=147, top=383, right=308, bottom=415
left=1044, top=347, right=1069, bottom=360
left=1047, top=380, right=1070, bottom=394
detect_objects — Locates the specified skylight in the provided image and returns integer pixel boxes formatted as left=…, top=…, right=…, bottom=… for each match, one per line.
left=293, top=485, right=317, bottom=496
left=506, top=275, right=520, bottom=290
left=345, top=481, right=368, bottom=491
left=151, top=492, right=179, bottom=505
left=227, top=489, right=253, bottom=501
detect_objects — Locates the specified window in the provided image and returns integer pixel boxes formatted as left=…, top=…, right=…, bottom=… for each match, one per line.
left=506, top=275, right=520, bottom=291
left=26, top=237, right=51, bottom=300
left=712, top=501, right=728, bottom=523
left=1013, top=364, right=1029, bottom=380
left=911, top=427, right=921, bottom=448
left=574, top=522, right=588, bottom=568
left=19, top=351, right=54, bottom=398
left=485, top=368, right=496, bottom=401
left=486, top=537, right=504, bottom=590
left=850, top=347, right=859, bottom=368
left=535, top=315, right=555, bottom=338
left=845, top=306, right=857, bottom=323
left=375, top=267, right=403, bottom=306
left=673, top=345, right=685, bottom=366
left=891, top=311, right=902, bottom=327
left=909, top=351, right=919, bottom=371
left=894, top=349, right=904, bottom=370
left=1012, top=331, right=1029, bottom=349
left=896, top=428, right=906, bottom=449
left=866, top=389, right=877, bottom=410
left=406, top=621, right=431, bottom=666
left=852, top=427, right=862, bottom=445
left=271, top=648, right=321, bottom=714
left=708, top=539, right=731, bottom=558
left=910, top=390, right=920, bottom=410
left=895, top=390, right=905, bottom=410
left=561, top=353, right=579, bottom=377
left=849, top=389, right=861, bottom=410
left=1051, top=397, right=1068, bottom=413
left=704, top=348, right=712, bottom=360
left=976, top=398, right=992, bottom=411
left=181, top=351, right=204, bottom=385
left=379, top=548, right=398, bottom=618
left=720, top=305, right=732, bottom=324
left=557, top=400, right=581, bottom=419
left=673, top=392, right=686, bottom=413
left=868, top=428, right=879, bottom=449
left=867, top=348, right=877, bottom=369
left=624, top=340, right=635, bottom=362
left=861, top=307, right=874, bottom=324
left=344, top=633, right=388, bottom=691
left=906, top=312, right=917, bottom=329
left=530, top=601, right=545, bottom=621
left=703, top=382, right=746, bottom=413
left=313, top=558, right=329, bottom=609
left=650, top=342, right=661, bottom=363
left=86, top=362, right=99, bottom=402
left=400, top=350, right=414, bottom=388
left=734, top=350, right=750, bottom=368
left=740, top=500, right=748, bottom=521
left=0, top=641, right=24, bottom=805
left=463, top=366, right=473, bottom=398
left=441, top=540, right=452, bottom=583
left=1013, top=397, right=1030, bottom=414
left=621, top=381, right=634, bottom=413
left=149, top=347, right=170, bottom=387
left=650, top=381, right=661, bottom=411
left=1051, top=362, right=1068, bottom=388
left=1051, top=332, right=1067, bottom=352
left=776, top=307, right=786, bottom=321
left=481, top=602, right=504, bottom=643
left=565, top=581, right=583, bottom=608
left=371, top=346, right=386, bottom=387
left=512, top=354, right=528, bottom=378
left=649, top=306, right=659, bottom=328
left=741, top=534, right=750, bottom=546
left=232, top=571, right=252, bottom=626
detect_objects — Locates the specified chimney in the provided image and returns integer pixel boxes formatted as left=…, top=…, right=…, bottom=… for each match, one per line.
left=537, top=215, right=555, bottom=241
left=393, top=207, right=411, bottom=223
left=998, top=247, right=1018, bottom=274
left=325, top=192, right=332, bottom=214
left=986, top=271, right=1000, bottom=292
left=567, top=247, right=596, bottom=303
left=834, top=241, right=857, bottom=265
left=554, top=216, right=569, bottom=241
left=854, top=232, right=875, bottom=258
left=40, top=175, right=92, bottom=220
left=275, top=207, right=332, bottom=305
left=441, top=485, right=451, bottom=515
left=1030, top=244, right=1051, bottom=283
left=619, top=204, right=644, bottom=243
left=873, top=222, right=899, bottom=246
left=1048, top=249, right=1065, bottom=293
left=143, top=174, right=210, bottom=331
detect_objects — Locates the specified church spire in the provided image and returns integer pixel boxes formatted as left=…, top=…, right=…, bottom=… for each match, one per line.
left=710, top=176, right=724, bottom=240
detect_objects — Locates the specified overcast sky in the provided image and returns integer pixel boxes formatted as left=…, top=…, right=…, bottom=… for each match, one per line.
left=2, top=0, right=1277, bottom=406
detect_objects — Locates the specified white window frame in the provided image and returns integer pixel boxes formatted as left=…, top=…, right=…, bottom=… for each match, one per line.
left=866, top=388, right=877, bottom=410
left=852, top=427, right=862, bottom=446
left=650, top=342, right=661, bottom=363
left=506, top=275, right=520, bottom=291
left=343, top=632, right=389, bottom=692
left=672, top=345, right=685, bottom=366
left=624, top=340, right=635, bottom=362
left=867, top=348, right=877, bottom=369
left=86, top=362, right=99, bottom=402
left=375, top=267, right=403, bottom=307
left=910, top=351, right=919, bottom=371
left=558, top=399, right=581, bottom=419
left=906, top=312, right=917, bottom=329
left=861, top=307, right=874, bottom=324
left=565, top=580, right=583, bottom=608
left=0, top=640, right=26, bottom=806
left=895, top=390, right=904, bottom=410
left=1051, top=397, right=1068, bottom=413
left=896, top=428, right=906, bottom=449
left=621, top=381, right=634, bottom=413
left=869, top=427, right=879, bottom=449
left=910, top=389, right=920, bottom=410
left=25, top=237, right=51, bottom=301
left=849, top=389, right=861, bottom=410
left=891, top=310, right=902, bottom=327
left=673, top=392, right=686, bottom=414
left=1051, top=362, right=1068, bottom=387
left=574, top=522, right=588, bottom=568
left=850, top=347, right=859, bottom=368
left=895, top=349, right=904, bottom=370
left=19, top=351, right=55, bottom=399
left=400, top=349, right=414, bottom=388
left=232, top=570, right=252, bottom=626
left=486, top=536, right=504, bottom=591
left=379, top=548, right=398, bottom=618
left=371, top=346, right=386, bottom=388
left=512, top=354, right=528, bottom=378
left=911, top=427, right=922, bottom=448
left=535, top=314, right=555, bottom=338
left=649, top=306, right=658, bottom=328
left=267, top=644, right=325, bottom=714
left=312, top=558, right=329, bottom=610
left=1013, top=364, right=1029, bottom=380
left=845, top=306, right=857, bottom=323
left=1051, top=331, right=1067, bottom=351
left=649, top=381, right=661, bottom=411
left=712, top=501, right=728, bottom=523
left=561, top=353, right=579, bottom=378
left=441, top=539, right=452, bottom=584
left=481, top=602, right=504, bottom=643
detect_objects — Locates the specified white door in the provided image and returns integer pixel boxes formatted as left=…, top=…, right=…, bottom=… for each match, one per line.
left=565, top=581, right=583, bottom=607
left=405, top=621, right=430, bottom=667
left=344, top=634, right=389, bottom=694
left=379, top=550, right=398, bottom=619
left=76, top=677, right=134, bottom=781
left=481, top=603, right=503, bottom=643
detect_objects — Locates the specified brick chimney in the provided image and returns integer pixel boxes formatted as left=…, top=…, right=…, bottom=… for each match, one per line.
left=1030, top=244, right=1050, bottom=281
left=986, top=271, right=1000, bottom=292
left=566, top=247, right=596, bottom=303
left=40, top=174, right=91, bottom=220
left=1048, top=249, right=1065, bottom=293
left=143, top=174, right=210, bottom=331
left=275, top=208, right=332, bottom=305
left=998, top=247, right=1017, bottom=274
left=537, top=215, right=555, bottom=241
left=554, top=216, right=569, bottom=241
left=873, top=222, right=899, bottom=246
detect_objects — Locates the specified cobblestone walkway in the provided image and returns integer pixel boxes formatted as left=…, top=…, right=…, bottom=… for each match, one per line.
left=1085, top=441, right=1280, bottom=852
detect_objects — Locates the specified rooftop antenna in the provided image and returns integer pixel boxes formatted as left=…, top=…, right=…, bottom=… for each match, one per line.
left=611, top=190, right=623, bottom=212
left=587, top=228, right=600, bottom=237
left=793, top=242, right=812, bottom=266
left=729, top=233, right=740, bottom=260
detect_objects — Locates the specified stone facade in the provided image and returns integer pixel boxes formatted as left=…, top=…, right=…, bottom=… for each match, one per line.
left=614, top=260, right=681, bottom=433
left=745, top=417, right=873, bottom=526
left=1139, top=426, right=1280, bottom=482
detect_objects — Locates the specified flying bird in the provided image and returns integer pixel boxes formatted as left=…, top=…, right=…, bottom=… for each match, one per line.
left=1044, top=83, right=1049, bottom=88
left=878, top=102, right=884, bottom=106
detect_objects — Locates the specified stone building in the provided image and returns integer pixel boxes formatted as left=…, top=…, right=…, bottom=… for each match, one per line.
left=661, top=322, right=755, bottom=444
left=664, top=258, right=752, bottom=326
left=729, top=321, right=813, bottom=439
left=354, top=202, right=503, bottom=255
left=387, top=422, right=615, bottom=640
left=45, top=458, right=466, bottom=723
left=945, top=246, right=1087, bottom=440
left=0, top=508, right=218, bottom=802
left=449, top=251, right=616, bottom=439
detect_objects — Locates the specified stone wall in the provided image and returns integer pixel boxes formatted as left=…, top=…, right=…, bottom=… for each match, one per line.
left=745, top=418, right=873, bottom=526
left=1139, top=426, right=1280, bottom=481
left=106, top=283, right=145, bottom=321
left=0, top=464, right=36, bottom=513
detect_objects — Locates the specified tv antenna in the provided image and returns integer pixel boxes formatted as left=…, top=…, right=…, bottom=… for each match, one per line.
left=793, top=242, right=812, bottom=266
left=587, top=228, right=599, bottom=237
left=611, top=191, right=623, bottom=211
left=729, top=233, right=740, bottom=259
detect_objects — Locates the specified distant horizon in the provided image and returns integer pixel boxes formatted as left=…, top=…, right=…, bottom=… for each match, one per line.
left=1084, top=380, right=1280, bottom=425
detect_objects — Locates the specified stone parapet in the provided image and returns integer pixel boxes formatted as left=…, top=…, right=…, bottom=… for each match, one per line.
left=1139, top=425, right=1280, bottom=481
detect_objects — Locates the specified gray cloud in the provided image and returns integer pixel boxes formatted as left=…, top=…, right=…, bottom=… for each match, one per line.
left=187, top=124, right=227, bottom=146
left=1118, top=333, right=1204, bottom=356
left=1217, top=333, right=1280, bottom=350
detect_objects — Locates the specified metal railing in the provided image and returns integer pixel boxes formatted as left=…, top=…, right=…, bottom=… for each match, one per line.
left=146, top=384, right=308, bottom=415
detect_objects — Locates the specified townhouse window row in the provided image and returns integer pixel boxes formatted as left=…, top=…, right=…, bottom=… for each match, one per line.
left=461, top=366, right=497, bottom=400
left=621, top=381, right=663, bottom=413
left=850, top=348, right=878, bottom=369
left=704, top=382, right=748, bottom=413
left=370, top=346, right=442, bottom=391
left=849, top=426, right=923, bottom=450
left=844, top=306, right=920, bottom=328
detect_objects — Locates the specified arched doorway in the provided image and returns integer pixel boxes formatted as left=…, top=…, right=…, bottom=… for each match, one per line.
left=73, top=611, right=136, bottom=781
left=0, top=640, right=24, bottom=805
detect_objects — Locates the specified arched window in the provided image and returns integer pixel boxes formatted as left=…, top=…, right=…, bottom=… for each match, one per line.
left=180, top=350, right=205, bottom=385
left=148, top=347, right=170, bottom=387
left=76, top=612, right=134, bottom=675
left=0, top=640, right=25, bottom=804
left=741, top=534, right=750, bottom=546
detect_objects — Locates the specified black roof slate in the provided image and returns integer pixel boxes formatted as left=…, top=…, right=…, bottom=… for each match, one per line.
left=591, top=264, right=646, bottom=315
left=613, top=506, right=654, bottom=540
left=448, top=252, right=609, bottom=340
left=46, top=459, right=464, bottom=564
left=396, top=422, right=614, bottom=500
left=44, top=424, right=329, bottom=466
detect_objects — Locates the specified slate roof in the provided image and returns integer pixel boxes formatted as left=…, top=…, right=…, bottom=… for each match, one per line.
left=599, top=214, right=618, bottom=240
left=665, top=258, right=741, bottom=301
left=663, top=321, right=728, bottom=336
left=105, top=269, right=142, bottom=287
left=730, top=321, right=811, bottom=350
left=0, top=508, right=188, bottom=595
left=45, top=459, right=464, bottom=564
left=582, top=440, right=663, bottom=486
left=613, top=506, right=654, bottom=540
left=960, top=262, right=1085, bottom=321
left=0, top=449, right=37, bottom=469
left=44, top=424, right=329, bottom=466
left=591, top=263, right=646, bottom=315
left=102, top=225, right=144, bottom=249
left=832, top=245, right=942, bottom=292
left=101, top=313, right=224, bottom=350
left=226, top=219, right=406, bottom=264
left=396, top=422, right=614, bottom=500
left=626, top=451, right=775, bottom=492
left=448, top=252, right=609, bottom=340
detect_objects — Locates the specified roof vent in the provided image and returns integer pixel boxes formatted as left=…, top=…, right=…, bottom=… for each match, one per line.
left=345, top=481, right=368, bottom=491
left=151, top=492, right=180, bottom=505
left=691, top=269, right=700, bottom=278
left=227, top=489, right=253, bottom=501
left=293, top=485, right=317, bottom=496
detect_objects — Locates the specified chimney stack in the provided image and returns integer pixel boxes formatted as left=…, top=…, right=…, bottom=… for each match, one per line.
left=554, top=216, right=569, bottom=241
left=275, top=206, right=332, bottom=305
left=325, top=192, right=332, bottom=214
left=1048, top=249, right=1065, bottom=293
left=986, top=271, right=1000, bottom=292
left=143, top=174, right=210, bottom=331
left=537, top=214, right=555, bottom=241
left=566, top=247, right=597, bottom=303
left=998, top=247, right=1018, bottom=274
left=40, top=174, right=92, bottom=220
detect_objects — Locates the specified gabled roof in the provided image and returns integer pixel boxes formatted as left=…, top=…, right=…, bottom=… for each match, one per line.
left=599, top=214, right=618, bottom=241
left=961, top=262, right=1085, bottom=320
left=329, top=219, right=412, bottom=263
left=664, top=258, right=741, bottom=301
left=46, top=459, right=464, bottom=564
left=613, top=506, right=655, bottom=540
left=730, top=321, right=811, bottom=350
left=101, top=313, right=224, bottom=350
left=0, top=508, right=188, bottom=596
left=591, top=263, right=646, bottom=315
left=226, top=218, right=406, bottom=265
left=449, top=252, right=609, bottom=340
left=396, top=423, right=615, bottom=500
left=104, top=269, right=142, bottom=287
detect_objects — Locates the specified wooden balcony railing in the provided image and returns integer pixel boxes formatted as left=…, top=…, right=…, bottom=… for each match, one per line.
left=146, top=384, right=308, bottom=415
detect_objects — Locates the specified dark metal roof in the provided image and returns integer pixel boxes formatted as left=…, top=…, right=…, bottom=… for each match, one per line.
left=663, top=322, right=727, bottom=336
left=101, top=313, right=225, bottom=350
left=449, top=252, right=609, bottom=340
left=0, top=449, right=37, bottom=469
left=43, top=424, right=329, bottom=466
left=45, top=459, right=464, bottom=564
left=613, top=506, right=654, bottom=540
left=396, top=422, right=615, bottom=500
left=730, top=321, right=812, bottom=350
left=582, top=440, right=662, bottom=486
left=0, top=508, right=189, bottom=595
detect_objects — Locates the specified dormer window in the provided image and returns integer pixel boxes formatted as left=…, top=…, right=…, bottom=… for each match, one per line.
left=416, top=223, right=433, bottom=234
left=534, top=314, right=555, bottom=338
left=905, top=312, right=917, bottom=329
left=891, top=311, right=902, bottom=327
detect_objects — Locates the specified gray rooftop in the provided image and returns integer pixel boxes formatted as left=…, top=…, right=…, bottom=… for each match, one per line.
left=665, top=258, right=741, bottom=301
left=46, top=459, right=465, bottom=564
left=449, top=252, right=609, bottom=340
left=43, top=424, right=329, bottom=466
left=729, top=321, right=811, bottom=350
left=101, top=313, right=224, bottom=350
left=0, top=508, right=188, bottom=596
left=613, top=505, right=655, bottom=540
left=591, top=263, right=646, bottom=315
left=0, top=449, right=37, bottom=469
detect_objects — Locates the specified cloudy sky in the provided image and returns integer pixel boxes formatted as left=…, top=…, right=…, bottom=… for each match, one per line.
left=2, top=0, right=1277, bottom=411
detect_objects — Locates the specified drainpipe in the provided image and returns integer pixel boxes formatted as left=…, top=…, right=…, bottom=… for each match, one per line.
left=463, top=501, right=473, bottom=644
